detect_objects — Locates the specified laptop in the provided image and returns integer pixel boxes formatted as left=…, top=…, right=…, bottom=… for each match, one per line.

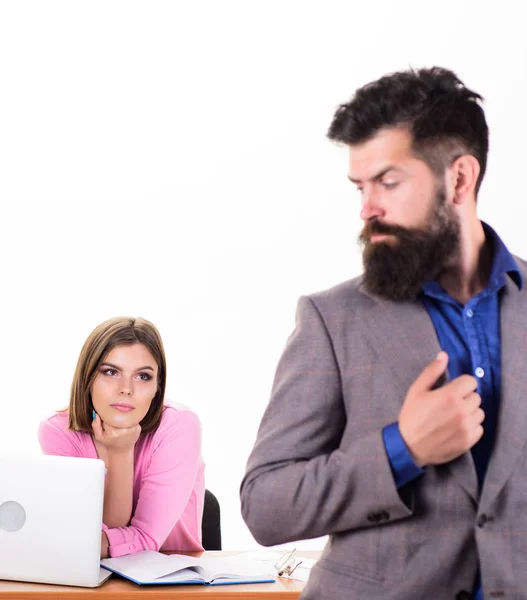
left=0, top=454, right=112, bottom=587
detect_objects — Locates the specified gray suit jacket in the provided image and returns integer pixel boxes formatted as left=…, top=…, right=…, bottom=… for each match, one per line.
left=240, top=259, right=527, bottom=599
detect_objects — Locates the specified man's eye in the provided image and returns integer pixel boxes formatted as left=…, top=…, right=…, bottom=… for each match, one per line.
left=382, top=182, right=398, bottom=189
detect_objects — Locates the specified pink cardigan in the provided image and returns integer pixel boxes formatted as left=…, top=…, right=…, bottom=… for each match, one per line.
left=38, top=404, right=205, bottom=557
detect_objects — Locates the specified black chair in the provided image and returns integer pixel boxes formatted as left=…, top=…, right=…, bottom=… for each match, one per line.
left=201, top=489, right=222, bottom=550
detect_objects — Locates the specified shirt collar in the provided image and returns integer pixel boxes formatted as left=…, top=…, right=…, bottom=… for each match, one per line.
left=479, top=221, right=522, bottom=291
left=421, top=221, right=522, bottom=299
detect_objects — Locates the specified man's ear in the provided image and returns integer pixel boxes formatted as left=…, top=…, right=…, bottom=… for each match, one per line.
left=449, top=155, right=480, bottom=204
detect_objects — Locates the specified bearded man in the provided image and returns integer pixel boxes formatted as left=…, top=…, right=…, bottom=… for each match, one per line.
left=240, top=67, right=527, bottom=600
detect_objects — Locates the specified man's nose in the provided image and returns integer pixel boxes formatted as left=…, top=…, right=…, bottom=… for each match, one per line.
left=360, top=188, right=385, bottom=221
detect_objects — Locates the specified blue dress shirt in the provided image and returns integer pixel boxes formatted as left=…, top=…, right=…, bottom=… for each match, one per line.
left=382, top=222, right=522, bottom=599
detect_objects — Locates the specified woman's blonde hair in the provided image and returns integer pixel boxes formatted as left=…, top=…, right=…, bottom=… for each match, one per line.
left=68, top=317, right=167, bottom=434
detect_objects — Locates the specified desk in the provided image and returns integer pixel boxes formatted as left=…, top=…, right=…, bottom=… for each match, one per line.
left=0, top=551, right=320, bottom=599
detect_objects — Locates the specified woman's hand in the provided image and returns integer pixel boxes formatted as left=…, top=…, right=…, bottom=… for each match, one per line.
left=91, top=413, right=141, bottom=456
left=92, top=413, right=138, bottom=528
left=101, top=531, right=109, bottom=558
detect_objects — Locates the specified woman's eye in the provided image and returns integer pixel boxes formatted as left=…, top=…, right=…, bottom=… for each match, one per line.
left=103, top=368, right=117, bottom=376
left=137, top=373, right=152, bottom=381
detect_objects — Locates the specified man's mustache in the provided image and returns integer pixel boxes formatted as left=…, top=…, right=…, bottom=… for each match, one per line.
left=359, top=220, right=413, bottom=242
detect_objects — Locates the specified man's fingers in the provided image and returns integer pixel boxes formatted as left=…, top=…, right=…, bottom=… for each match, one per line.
left=412, top=351, right=449, bottom=393
left=470, top=424, right=484, bottom=446
left=474, top=408, right=485, bottom=425
left=463, top=392, right=482, bottom=413
left=446, top=374, right=479, bottom=398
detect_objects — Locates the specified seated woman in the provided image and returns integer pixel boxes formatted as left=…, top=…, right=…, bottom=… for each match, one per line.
left=38, top=316, right=205, bottom=558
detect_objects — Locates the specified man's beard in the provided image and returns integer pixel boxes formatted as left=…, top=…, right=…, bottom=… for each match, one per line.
left=359, top=187, right=461, bottom=302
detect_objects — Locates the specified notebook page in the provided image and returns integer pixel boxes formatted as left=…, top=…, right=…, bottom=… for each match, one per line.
left=102, top=550, right=203, bottom=582
left=198, top=555, right=277, bottom=581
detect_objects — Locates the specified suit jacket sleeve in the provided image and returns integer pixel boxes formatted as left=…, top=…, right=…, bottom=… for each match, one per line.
left=240, top=295, right=415, bottom=546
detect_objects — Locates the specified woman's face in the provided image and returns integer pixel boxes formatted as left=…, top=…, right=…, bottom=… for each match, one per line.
left=91, top=343, right=159, bottom=428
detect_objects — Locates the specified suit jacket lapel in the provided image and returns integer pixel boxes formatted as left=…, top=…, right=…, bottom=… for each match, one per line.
left=480, top=276, right=527, bottom=509
left=360, top=286, right=479, bottom=503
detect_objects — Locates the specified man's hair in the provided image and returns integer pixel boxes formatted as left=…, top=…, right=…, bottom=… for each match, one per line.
left=327, top=67, right=489, bottom=195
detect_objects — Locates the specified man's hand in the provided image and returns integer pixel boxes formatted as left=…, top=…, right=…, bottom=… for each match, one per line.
left=398, top=351, right=484, bottom=467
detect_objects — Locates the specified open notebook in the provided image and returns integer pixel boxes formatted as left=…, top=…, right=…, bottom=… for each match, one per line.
left=101, top=550, right=276, bottom=586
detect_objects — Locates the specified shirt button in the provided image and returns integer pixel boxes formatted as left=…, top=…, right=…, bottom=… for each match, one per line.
left=466, top=308, right=474, bottom=318
left=129, top=544, right=136, bottom=552
left=475, top=367, right=485, bottom=378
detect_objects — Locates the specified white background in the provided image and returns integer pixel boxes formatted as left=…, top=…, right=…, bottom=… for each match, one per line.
left=1, top=1, right=526, bottom=551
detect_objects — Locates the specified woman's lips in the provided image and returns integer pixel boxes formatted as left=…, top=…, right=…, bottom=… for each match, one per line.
left=110, top=403, right=134, bottom=412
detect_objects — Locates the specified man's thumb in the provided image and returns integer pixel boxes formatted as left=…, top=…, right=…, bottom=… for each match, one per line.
left=415, top=351, right=449, bottom=392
